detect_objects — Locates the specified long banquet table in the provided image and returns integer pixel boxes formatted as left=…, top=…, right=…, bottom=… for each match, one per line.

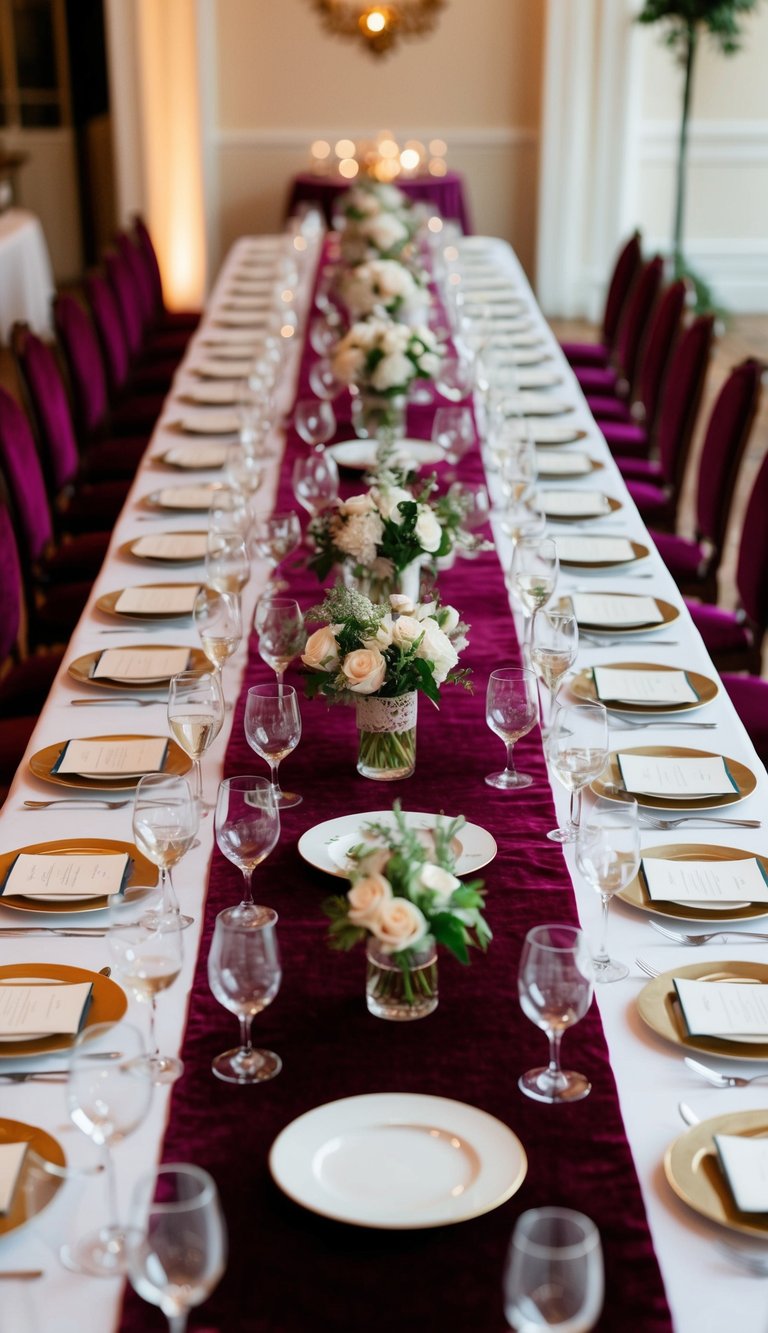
left=1, top=229, right=768, bottom=1333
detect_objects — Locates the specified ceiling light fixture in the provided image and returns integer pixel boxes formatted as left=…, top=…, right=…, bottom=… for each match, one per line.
left=311, top=0, right=447, bottom=56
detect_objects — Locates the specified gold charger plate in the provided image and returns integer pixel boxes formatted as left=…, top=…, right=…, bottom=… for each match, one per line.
left=29, top=734, right=191, bottom=792
left=592, top=746, right=756, bottom=811
left=665, top=1110, right=768, bottom=1238
left=571, top=661, right=717, bottom=713
left=67, top=646, right=207, bottom=690
left=0, top=963, right=127, bottom=1059
left=567, top=595, right=680, bottom=636
left=536, top=456, right=603, bottom=480
left=618, top=843, right=768, bottom=923
left=0, top=838, right=158, bottom=915
left=557, top=539, right=650, bottom=570
left=0, top=1118, right=66, bottom=1237
left=637, top=959, right=768, bottom=1061
left=120, top=532, right=208, bottom=565
left=95, top=584, right=201, bottom=622
left=544, top=495, right=622, bottom=522
left=141, top=485, right=225, bottom=513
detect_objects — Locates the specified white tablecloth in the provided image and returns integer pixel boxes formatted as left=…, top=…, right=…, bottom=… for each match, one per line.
left=0, top=209, right=54, bottom=341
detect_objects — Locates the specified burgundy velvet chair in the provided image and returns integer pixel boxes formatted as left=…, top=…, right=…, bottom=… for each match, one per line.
left=116, top=230, right=192, bottom=356
left=560, top=231, right=642, bottom=368
left=84, top=270, right=171, bottom=410
left=104, top=248, right=180, bottom=390
left=585, top=278, right=687, bottom=433
left=132, top=214, right=200, bottom=336
left=721, top=675, right=768, bottom=769
left=652, top=358, right=763, bottom=601
left=573, top=254, right=663, bottom=401
left=687, top=450, right=768, bottom=675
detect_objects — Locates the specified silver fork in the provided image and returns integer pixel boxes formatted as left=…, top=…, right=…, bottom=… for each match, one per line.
left=609, top=718, right=716, bottom=731
left=684, top=1056, right=768, bottom=1088
left=70, top=698, right=163, bottom=707
left=638, top=815, right=761, bottom=830
left=635, top=956, right=660, bottom=978
left=23, top=799, right=132, bottom=810
left=718, top=1242, right=768, bottom=1276
left=580, top=636, right=679, bottom=648
left=650, top=920, right=768, bottom=946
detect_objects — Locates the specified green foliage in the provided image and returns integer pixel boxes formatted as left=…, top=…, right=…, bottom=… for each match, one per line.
left=637, top=0, right=761, bottom=56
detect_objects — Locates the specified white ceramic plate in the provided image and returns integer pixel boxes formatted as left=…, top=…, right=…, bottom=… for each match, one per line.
left=297, top=810, right=496, bottom=878
left=269, top=1093, right=527, bottom=1229
left=327, top=439, right=444, bottom=472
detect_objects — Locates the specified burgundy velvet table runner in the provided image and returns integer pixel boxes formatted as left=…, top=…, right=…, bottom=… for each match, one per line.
left=120, top=286, right=672, bottom=1332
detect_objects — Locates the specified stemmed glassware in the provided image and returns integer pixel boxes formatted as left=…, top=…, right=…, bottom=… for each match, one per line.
left=193, top=586, right=243, bottom=693
left=207, top=905, right=283, bottom=1083
left=517, top=924, right=594, bottom=1104
left=205, top=530, right=250, bottom=599
left=546, top=702, right=609, bottom=844
left=214, top=775, right=280, bottom=910
left=576, top=796, right=640, bottom=983
left=225, top=443, right=263, bottom=502
left=167, top=670, right=225, bottom=810
left=132, top=773, right=199, bottom=928
left=250, top=510, right=302, bottom=595
left=255, top=597, right=306, bottom=686
left=292, top=449, right=339, bottom=520
left=431, top=405, right=475, bottom=468
left=60, top=1020, right=153, bottom=1276
left=107, top=912, right=185, bottom=1084
left=530, top=608, right=579, bottom=733
left=485, top=666, right=539, bottom=790
left=503, top=1207, right=604, bottom=1330
left=309, top=356, right=343, bottom=402
left=244, top=683, right=302, bottom=808
left=507, top=536, right=559, bottom=648
left=294, top=397, right=336, bottom=450
left=127, top=1164, right=227, bottom=1333
left=435, top=351, right=474, bottom=403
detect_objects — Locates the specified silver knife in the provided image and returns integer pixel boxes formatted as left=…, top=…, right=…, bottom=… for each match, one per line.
left=0, top=927, right=108, bottom=937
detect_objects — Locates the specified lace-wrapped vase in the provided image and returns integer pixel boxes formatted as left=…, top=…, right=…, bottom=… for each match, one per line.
left=355, top=691, right=417, bottom=781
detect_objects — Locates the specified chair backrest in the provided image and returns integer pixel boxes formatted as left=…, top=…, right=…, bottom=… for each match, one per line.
left=10, top=323, right=81, bottom=496
left=736, top=442, right=768, bottom=630
left=695, top=358, right=763, bottom=554
left=0, top=385, right=55, bottom=565
left=132, top=214, right=165, bottom=315
left=613, top=254, right=664, bottom=395
left=632, top=278, right=687, bottom=435
left=105, top=248, right=144, bottom=357
left=116, top=230, right=155, bottom=326
left=84, top=270, right=132, bottom=395
left=53, top=293, right=110, bottom=438
left=602, top=231, right=642, bottom=349
left=656, top=313, right=716, bottom=495
left=0, top=480, right=24, bottom=663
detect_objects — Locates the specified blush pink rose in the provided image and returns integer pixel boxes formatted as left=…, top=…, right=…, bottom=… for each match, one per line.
left=371, top=897, right=429, bottom=953
left=341, top=646, right=386, bottom=694
left=347, top=873, right=392, bottom=928
left=301, top=625, right=339, bottom=672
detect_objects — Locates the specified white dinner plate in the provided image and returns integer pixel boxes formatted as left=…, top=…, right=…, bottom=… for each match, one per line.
left=327, top=439, right=444, bottom=472
left=269, top=1093, right=527, bottom=1229
left=297, top=810, right=497, bottom=878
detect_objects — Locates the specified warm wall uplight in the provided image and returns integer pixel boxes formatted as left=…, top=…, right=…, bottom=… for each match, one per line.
left=399, top=148, right=420, bottom=173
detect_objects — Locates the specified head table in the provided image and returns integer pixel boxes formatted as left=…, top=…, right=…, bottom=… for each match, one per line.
left=1, top=228, right=767, bottom=1333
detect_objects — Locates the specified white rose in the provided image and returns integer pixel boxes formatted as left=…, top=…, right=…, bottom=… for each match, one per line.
left=301, top=626, right=339, bottom=672
left=418, top=863, right=462, bottom=907
left=376, top=485, right=412, bottom=524
left=418, top=351, right=441, bottom=377
left=365, top=214, right=408, bottom=252
left=341, top=493, right=377, bottom=517
left=347, top=874, right=392, bottom=928
left=341, top=646, right=387, bottom=694
left=389, top=594, right=416, bottom=615
left=414, top=507, right=442, bottom=554
left=370, top=897, right=429, bottom=954
left=363, top=612, right=394, bottom=650
left=370, top=352, right=414, bottom=393
left=416, top=619, right=459, bottom=684
left=391, top=615, right=423, bottom=649
left=438, top=605, right=460, bottom=633
left=416, top=599, right=437, bottom=620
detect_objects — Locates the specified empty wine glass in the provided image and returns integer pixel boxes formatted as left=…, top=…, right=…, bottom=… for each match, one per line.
left=546, top=702, right=609, bottom=844
left=250, top=510, right=302, bottom=594
left=244, top=683, right=302, bottom=808
left=60, top=1021, right=153, bottom=1276
left=255, top=597, right=306, bottom=685
left=485, top=666, right=539, bottom=790
left=518, top=924, right=594, bottom=1104
left=530, top=608, right=579, bottom=732
left=207, top=905, right=282, bottom=1083
left=431, top=405, right=475, bottom=467
left=205, top=529, right=250, bottom=599
left=294, top=397, right=336, bottom=450
left=436, top=351, right=474, bottom=402
left=214, top=775, right=280, bottom=909
left=309, top=356, right=343, bottom=401
left=209, top=487, right=250, bottom=541
left=507, top=536, right=559, bottom=647
left=498, top=493, right=547, bottom=547
left=504, top=1207, right=604, bottom=1330
left=107, top=912, right=185, bottom=1084
left=576, top=796, right=640, bottom=983
left=167, top=670, right=225, bottom=810
left=132, top=773, right=199, bottom=928
left=225, top=443, right=263, bottom=501
left=193, top=586, right=243, bottom=692
left=292, top=449, right=339, bottom=520
left=128, top=1164, right=227, bottom=1333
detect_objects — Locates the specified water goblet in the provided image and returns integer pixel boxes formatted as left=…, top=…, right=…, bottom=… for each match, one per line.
left=107, top=911, right=185, bottom=1083
left=576, top=796, right=640, bottom=983
left=244, top=682, right=302, bottom=808
left=60, top=1021, right=153, bottom=1276
left=207, top=905, right=282, bottom=1083
left=209, top=487, right=250, bottom=541
left=214, top=775, right=280, bottom=909
left=132, top=773, right=199, bottom=927
left=507, top=536, right=559, bottom=647
left=309, top=356, right=343, bottom=401
left=255, top=597, right=306, bottom=685
left=225, top=443, right=263, bottom=501
left=205, top=529, right=250, bottom=599
left=485, top=666, right=539, bottom=790
left=292, top=449, right=339, bottom=520
left=530, top=608, right=579, bottom=732
left=518, top=924, right=594, bottom=1104
left=504, top=1207, right=604, bottom=1330
left=546, top=702, right=609, bottom=844
left=436, top=351, right=475, bottom=402
left=250, top=510, right=302, bottom=594
left=167, top=669, right=225, bottom=810
left=294, top=397, right=337, bottom=451
left=127, top=1164, right=227, bottom=1333
left=431, top=405, right=475, bottom=467
left=193, top=585, right=243, bottom=691
left=498, top=494, right=547, bottom=548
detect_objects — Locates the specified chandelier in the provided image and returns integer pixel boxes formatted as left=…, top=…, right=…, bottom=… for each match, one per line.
left=311, top=0, right=447, bottom=56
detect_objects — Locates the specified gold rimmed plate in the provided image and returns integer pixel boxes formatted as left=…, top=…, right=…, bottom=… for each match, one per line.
left=0, top=838, right=158, bottom=915
left=592, top=746, right=756, bottom=811
left=637, top=960, right=768, bottom=1061
left=535, top=454, right=603, bottom=481
left=567, top=595, right=680, bottom=636
left=543, top=494, right=622, bottom=523
left=571, top=661, right=717, bottom=713
left=154, top=444, right=228, bottom=471
left=557, top=539, right=650, bottom=571
left=665, top=1110, right=768, bottom=1238
left=520, top=423, right=589, bottom=447
left=141, top=485, right=226, bottom=513
left=0, top=1118, right=66, bottom=1237
left=28, top=735, right=191, bottom=791
left=120, top=532, right=208, bottom=565
left=95, top=584, right=200, bottom=622
left=0, top=963, right=127, bottom=1059
left=67, top=647, right=207, bottom=690
left=619, top=843, right=768, bottom=923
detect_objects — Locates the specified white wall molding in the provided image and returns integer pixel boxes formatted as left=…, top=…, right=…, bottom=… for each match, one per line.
left=647, top=235, right=768, bottom=311
left=214, top=126, right=536, bottom=150
left=638, top=119, right=768, bottom=164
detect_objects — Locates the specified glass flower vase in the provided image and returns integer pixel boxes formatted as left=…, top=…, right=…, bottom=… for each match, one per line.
left=365, top=938, right=438, bottom=1020
left=351, top=390, right=407, bottom=446
left=355, top=692, right=417, bottom=781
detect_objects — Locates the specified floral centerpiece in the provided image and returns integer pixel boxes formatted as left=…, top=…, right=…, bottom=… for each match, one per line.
left=339, top=258, right=428, bottom=323
left=323, top=801, right=491, bottom=1019
left=337, top=183, right=417, bottom=264
left=302, top=584, right=470, bottom=781
left=339, top=181, right=410, bottom=222
left=331, top=316, right=443, bottom=443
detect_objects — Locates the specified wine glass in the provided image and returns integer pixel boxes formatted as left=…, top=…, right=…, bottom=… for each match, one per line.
left=214, top=775, right=280, bottom=909
left=225, top=443, right=263, bottom=501
left=132, top=773, right=199, bottom=928
left=107, top=912, right=185, bottom=1083
left=530, top=608, right=579, bottom=733
left=60, top=1021, right=153, bottom=1276
left=207, top=905, right=282, bottom=1083
left=576, top=796, right=640, bottom=983
left=244, top=683, right=302, bottom=808
left=292, top=449, right=339, bottom=520
left=205, top=529, right=250, bottom=599
left=167, top=670, right=225, bottom=810
left=431, top=405, right=475, bottom=467
left=436, top=351, right=474, bottom=402
left=294, top=397, right=336, bottom=450
left=546, top=702, right=609, bottom=844
left=193, top=586, right=243, bottom=692
left=250, top=510, right=302, bottom=595
left=127, top=1164, right=227, bottom=1333
left=507, top=536, right=559, bottom=648
left=498, top=494, right=547, bottom=548
left=518, top=924, right=594, bottom=1104
left=485, top=666, right=539, bottom=790
left=255, top=597, right=306, bottom=685
left=504, top=1207, right=604, bottom=1330
left=309, top=356, right=343, bottom=401
left=209, top=487, right=250, bottom=541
